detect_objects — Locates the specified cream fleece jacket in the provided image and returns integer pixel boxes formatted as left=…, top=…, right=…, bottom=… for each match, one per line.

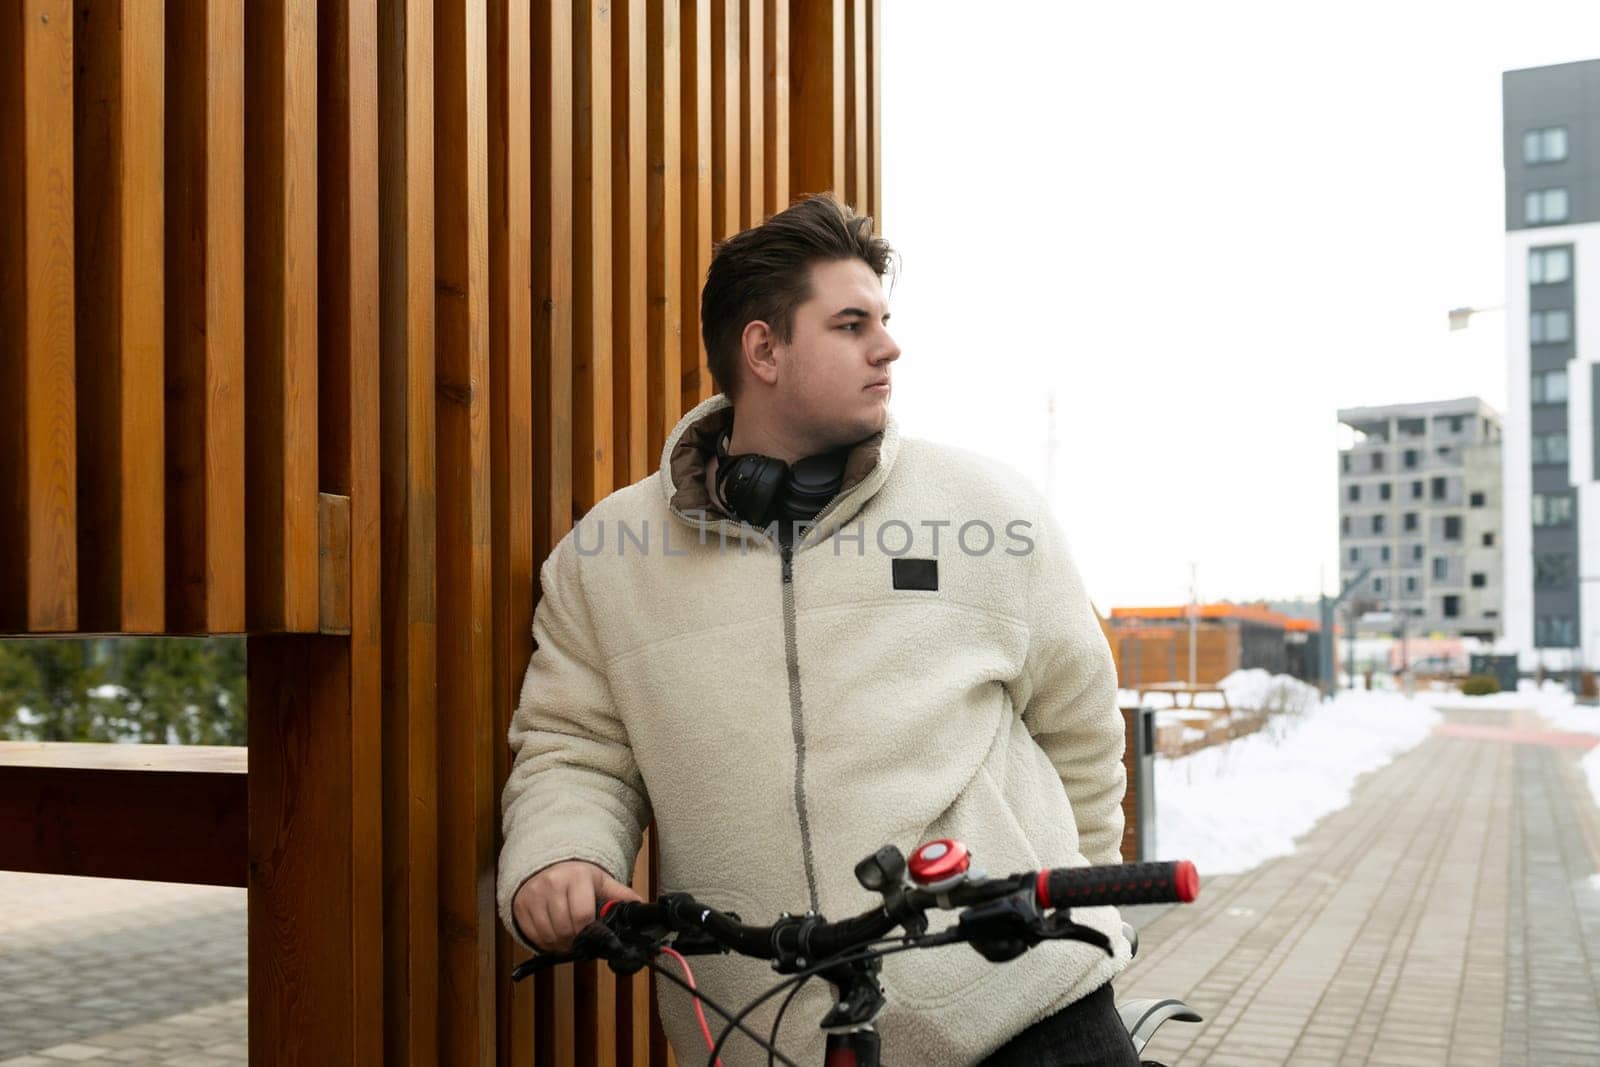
left=498, top=395, right=1131, bottom=1066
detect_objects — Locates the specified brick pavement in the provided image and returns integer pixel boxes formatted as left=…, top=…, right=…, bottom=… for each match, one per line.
left=0, top=876, right=244, bottom=1066
left=1120, top=704, right=1600, bottom=1065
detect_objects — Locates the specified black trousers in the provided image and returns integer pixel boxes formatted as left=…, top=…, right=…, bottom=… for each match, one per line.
left=978, top=982, right=1140, bottom=1066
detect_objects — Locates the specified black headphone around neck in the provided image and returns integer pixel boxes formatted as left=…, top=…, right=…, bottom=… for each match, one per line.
left=714, top=426, right=849, bottom=528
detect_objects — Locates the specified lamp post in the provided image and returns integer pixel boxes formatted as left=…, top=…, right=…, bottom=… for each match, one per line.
left=1320, top=566, right=1372, bottom=697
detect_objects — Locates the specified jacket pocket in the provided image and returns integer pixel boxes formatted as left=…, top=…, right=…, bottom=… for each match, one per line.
left=875, top=759, right=1045, bottom=1011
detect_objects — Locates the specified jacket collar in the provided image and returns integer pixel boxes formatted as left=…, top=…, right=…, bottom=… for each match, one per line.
left=659, top=394, right=900, bottom=548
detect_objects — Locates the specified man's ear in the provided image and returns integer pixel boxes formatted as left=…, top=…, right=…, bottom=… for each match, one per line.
left=741, top=320, right=780, bottom=388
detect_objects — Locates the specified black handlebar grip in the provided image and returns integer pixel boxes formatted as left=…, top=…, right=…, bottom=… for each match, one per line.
left=1037, top=860, right=1199, bottom=909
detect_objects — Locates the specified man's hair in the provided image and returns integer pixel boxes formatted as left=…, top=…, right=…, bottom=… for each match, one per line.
left=700, top=193, right=895, bottom=400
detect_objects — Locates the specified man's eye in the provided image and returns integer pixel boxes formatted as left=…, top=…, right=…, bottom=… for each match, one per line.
left=839, top=323, right=859, bottom=331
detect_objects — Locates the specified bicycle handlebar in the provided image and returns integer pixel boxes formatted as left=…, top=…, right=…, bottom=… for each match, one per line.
left=512, top=858, right=1199, bottom=980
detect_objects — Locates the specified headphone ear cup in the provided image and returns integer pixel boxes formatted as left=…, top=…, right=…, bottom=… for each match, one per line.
left=718, top=453, right=788, bottom=527
left=779, top=451, right=848, bottom=521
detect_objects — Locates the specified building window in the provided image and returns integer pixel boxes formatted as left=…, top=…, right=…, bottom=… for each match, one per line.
left=1404, top=512, right=1418, bottom=532
left=1341, top=453, right=1351, bottom=473
left=1412, top=544, right=1425, bottom=562
left=1379, top=482, right=1391, bottom=501
left=1443, top=595, right=1460, bottom=619
left=1523, top=126, right=1569, bottom=164
left=1373, top=576, right=1385, bottom=595
left=1444, top=515, right=1462, bottom=540
left=1374, top=514, right=1386, bottom=535
left=1341, top=516, right=1350, bottom=535
left=1483, top=531, right=1495, bottom=547
left=1411, top=480, right=1424, bottom=500
left=1431, top=476, right=1447, bottom=501
left=1349, top=547, right=1360, bottom=564
left=1529, top=246, right=1572, bottom=284
left=1536, top=615, right=1577, bottom=647
left=1530, top=308, right=1572, bottom=344
left=1525, top=187, right=1569, bottom=225
left=1471, top=572, right=1486, bottom=589
left=1531, top=432, right=1569, bottom=465
left=1535, top=553, right=1574, bottom=589
left=1532, top=491, right=1575, bottom=527
left=1348, top=484, right=1360, bottom=503
left=1380, top=545, right=1392, bottom=563
left=1403, top=449, right=1418, bottom=469
left=1433, top=557, right=1449, bottom=580
left=1372, top=452, right=1385, bottom=471
left=1469, top=491, right=1485, bottom=507
left=1531, top=368, right=1569, bottom=405
left=1405, top=576, right=1418, bottom=594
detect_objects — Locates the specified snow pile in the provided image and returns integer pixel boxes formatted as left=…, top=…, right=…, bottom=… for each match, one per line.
left=1154, top=688, right=1441, bottom=876
left=1217, top=669, right=1319, bottom=717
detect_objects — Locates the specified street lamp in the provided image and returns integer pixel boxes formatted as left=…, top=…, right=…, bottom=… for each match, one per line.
left=1448, top=304, right=1505, bottom=331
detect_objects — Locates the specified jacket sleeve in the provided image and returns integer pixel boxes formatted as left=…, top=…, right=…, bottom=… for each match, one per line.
left=496, top=535, right=653, bottom=951
left=1014, top=507, right=1127, bottom=867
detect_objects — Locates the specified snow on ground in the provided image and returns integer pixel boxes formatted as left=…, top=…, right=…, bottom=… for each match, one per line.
left=1418, top=680, right=1600, bottom=816
left=1153, top=682, right=1441, bottom=877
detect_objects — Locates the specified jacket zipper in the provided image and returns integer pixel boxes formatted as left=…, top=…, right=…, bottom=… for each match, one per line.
left=780, top=538, right=822, bottom=913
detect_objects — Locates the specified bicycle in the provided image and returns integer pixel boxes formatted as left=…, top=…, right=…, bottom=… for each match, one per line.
left=513, top=837, right=1202, bottom=1066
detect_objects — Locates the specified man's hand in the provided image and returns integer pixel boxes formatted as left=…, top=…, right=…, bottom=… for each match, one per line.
left=513, top=860, right=644, bottom=952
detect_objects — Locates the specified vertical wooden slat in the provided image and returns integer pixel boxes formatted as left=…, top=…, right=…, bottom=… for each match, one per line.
left=316, top=4, right=384, bottom=1057
left=247, top=634, right=354, bottom=1061
left=646, top=0, right=681, bottom=463
left=763, top=0, right=789, bottom=218
left=574, top=3, right=619, bottom=1050
left=0, top=0, right=77, bottom=633
left=740, top=0, right=764, bottom=227
left=165, top=0, right=245, bottom=635
left=74, top=0, right=164, bottom=634
left=789, top=0, right=844, bottom=199
left=532, top=0, right=574, bottom=574
left=611, top=0, right=649, bottom=488
left=845, top=0, right=867, bottom=211
left=245, top=0, right=320, bottom=633
left=531, top=0, right=579, bottom=1059
left=866, top=0, right=881, bottom=228
left=679, top=0, right=712, bottom=409
left=490, top=0, right=536, bottom=1062
left=711, top=0, right=740, bottom=241
left=379, top=0, right=441, bottom=1061
left=573, top=0, right=614, bottom=519
left=436, top=0, right=498, bottom=1062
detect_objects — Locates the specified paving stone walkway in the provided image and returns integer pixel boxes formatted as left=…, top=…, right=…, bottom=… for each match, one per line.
left=1120, top=703, right=1600, bottom=1066
left=0, top=877, right=245, bottom=1065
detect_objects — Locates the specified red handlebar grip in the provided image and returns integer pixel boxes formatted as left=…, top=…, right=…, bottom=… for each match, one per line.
left=1039, top=860, right=1200, bottom=909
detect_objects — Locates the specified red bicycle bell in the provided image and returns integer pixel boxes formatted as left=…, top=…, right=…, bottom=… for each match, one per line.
left=908, top=838, right=970, bottom=887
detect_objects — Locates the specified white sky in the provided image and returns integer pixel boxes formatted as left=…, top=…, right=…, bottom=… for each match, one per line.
left=878, top=0, right=1600, bottom=611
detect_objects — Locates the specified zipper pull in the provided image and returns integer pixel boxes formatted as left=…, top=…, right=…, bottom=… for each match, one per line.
left=781, top=543, right=794, bottom=583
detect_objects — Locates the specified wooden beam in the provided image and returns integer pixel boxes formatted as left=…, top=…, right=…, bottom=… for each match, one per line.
left=763, top=0, right=790, bottom=217
left=679, top=0, right=712, bottom=409
left=436, top=0, right=498, bottom=1061
left=0, top=0, right=78, bottom=634
left=612, top=0, right=650, bottom=487
left=0, top=742, right=246, bottom=886
left=74, top=0, right=165, bottom=634
left=489, top=0, right=536, bottom=1060
left=379, top=0, right=441, bottom=1060
left=789, top=0, right=844, bottom=200
left=245, top=0, right=320, bottom=633
left=164, top=0, right=246, bottom=635
left=646, top=0, right=681, bottom=463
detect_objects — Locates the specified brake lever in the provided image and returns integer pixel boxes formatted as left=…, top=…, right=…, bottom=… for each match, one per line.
left=1036, top=910, right=1114, bottom=957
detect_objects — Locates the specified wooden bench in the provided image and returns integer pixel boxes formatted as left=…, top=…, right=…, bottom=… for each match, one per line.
left=1136, top=682, right=1233, bottom=716
left=0, top=741, right=247, bottom=886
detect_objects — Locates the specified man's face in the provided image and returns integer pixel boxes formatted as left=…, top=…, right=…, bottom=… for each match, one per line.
left=769, top=258, right=901, bottom=450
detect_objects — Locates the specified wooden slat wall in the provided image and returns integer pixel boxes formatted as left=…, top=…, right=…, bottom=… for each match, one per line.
left=0, top=2, right=882, bottom=1063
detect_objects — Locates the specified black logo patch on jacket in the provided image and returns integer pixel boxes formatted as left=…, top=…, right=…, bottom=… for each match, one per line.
left=891, top=558, right=938, bottom=591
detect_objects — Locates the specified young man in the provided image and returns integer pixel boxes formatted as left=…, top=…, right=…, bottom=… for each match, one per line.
left=498, top=194, right=1137, bottom=1065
